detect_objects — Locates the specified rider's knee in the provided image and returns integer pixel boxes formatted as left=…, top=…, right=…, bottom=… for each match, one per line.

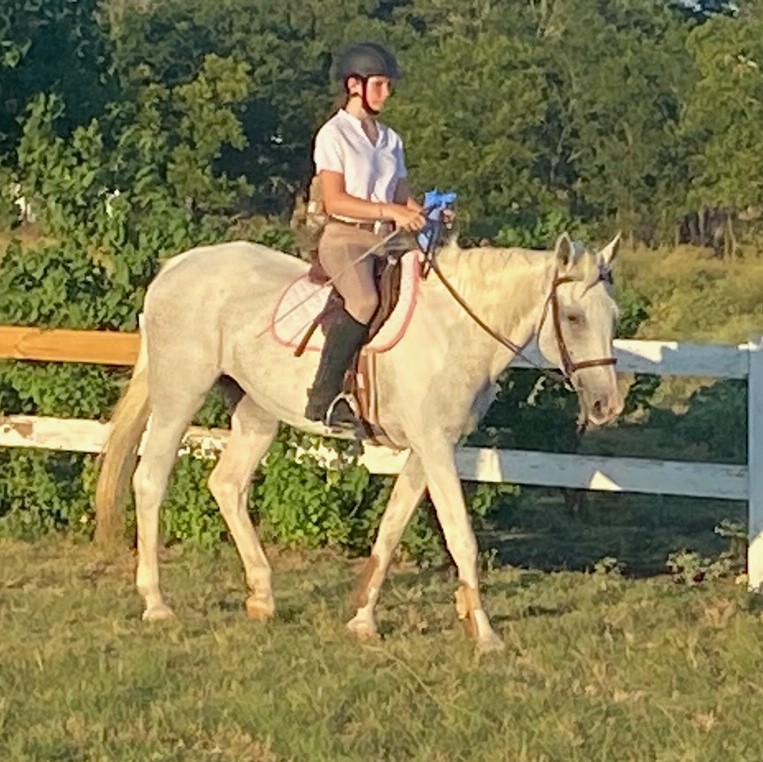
left=347, top=291, right=379, bottom=325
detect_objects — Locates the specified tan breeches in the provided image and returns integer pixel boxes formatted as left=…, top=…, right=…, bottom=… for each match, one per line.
left=318, top=222, right=385, bottom=324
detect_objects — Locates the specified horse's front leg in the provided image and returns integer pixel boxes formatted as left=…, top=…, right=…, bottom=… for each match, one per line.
left=416, top=439, right=504, bottom=652
left=347, top=451, right=427, bottom=639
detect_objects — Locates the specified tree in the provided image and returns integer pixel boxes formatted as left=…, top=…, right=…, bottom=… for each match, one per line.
left=0, top=0, right=115, bottom=158
left=682, top=2, right=763, bottom=219
left=532, top=0, right=693, bottom=241
left=389, top=31, right=551, bottom=225
left=106, top=0, right=350, bottom=212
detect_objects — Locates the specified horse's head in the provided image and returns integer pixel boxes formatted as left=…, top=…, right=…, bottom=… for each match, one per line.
left=536, top=232, right=623, bottom=426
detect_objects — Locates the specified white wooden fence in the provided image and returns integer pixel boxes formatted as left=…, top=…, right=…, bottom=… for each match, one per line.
left=1, top=336, right=761, bottom=588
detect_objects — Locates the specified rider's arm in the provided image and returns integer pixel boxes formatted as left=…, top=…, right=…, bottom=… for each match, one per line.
left=321, top=170, right=424, bottom=230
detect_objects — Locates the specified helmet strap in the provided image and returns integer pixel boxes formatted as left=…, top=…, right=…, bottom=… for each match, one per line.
left=344, top=78, right=380, bottom=116
left=360, top=78, right=380, bottom=116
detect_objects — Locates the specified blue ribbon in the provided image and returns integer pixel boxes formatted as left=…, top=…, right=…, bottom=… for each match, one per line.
left=417, top=189, right=457, bottom=251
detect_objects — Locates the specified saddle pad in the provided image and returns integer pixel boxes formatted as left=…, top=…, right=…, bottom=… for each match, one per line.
left=271, top=250, right=421, bottom=353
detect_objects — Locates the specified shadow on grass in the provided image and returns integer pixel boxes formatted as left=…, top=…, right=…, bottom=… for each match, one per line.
left=478, top=487, right=745, bottom=578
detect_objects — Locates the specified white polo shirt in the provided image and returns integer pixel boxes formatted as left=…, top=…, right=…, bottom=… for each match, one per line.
left=313, top=109, right=407, bottom=216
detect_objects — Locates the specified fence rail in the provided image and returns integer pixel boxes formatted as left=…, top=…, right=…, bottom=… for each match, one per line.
left=0, top=325, right=754, bottom=376
left=0, top=326, right=139, bottom=365
left=1, top=327, right=761, bottom=589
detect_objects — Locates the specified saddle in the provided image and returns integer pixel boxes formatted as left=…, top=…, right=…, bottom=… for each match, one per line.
left=295, top=252, right=406, bottom=356
left=270, top=246, right=422, bottom=446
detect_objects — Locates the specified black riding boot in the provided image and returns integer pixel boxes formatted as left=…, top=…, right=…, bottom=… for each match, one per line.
left=304, top=308, right=368, bottom=430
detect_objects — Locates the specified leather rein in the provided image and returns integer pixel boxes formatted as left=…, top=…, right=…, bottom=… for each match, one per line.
left=427, top=255, right=617, bottom=387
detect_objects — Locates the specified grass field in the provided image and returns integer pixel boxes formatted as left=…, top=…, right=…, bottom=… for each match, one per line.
left=619, top=244, right=763, bottom=345
left=2, top=536, right=763, bottom=762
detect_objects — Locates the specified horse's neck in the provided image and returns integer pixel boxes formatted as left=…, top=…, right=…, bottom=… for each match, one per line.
left=428, top=245, right=554, bottom=376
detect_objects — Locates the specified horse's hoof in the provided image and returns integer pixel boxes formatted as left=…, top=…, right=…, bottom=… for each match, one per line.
left=346, top=615, right=379, bottom=641
left=477, top=631, right=505, bottom=654
left=142, top=603, right=175, bottom=622
left=246, top=596, right=275, bottom=621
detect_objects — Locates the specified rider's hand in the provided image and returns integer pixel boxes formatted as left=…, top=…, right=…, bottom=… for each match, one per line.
left=387, top=205, right=427, bottom=232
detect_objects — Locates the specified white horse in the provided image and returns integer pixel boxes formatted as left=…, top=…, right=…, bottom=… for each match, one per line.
left=95, top=232, right=623, bottom=652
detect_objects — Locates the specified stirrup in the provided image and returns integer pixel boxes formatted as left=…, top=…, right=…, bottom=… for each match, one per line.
left=325, top=394, right=365, bottom=435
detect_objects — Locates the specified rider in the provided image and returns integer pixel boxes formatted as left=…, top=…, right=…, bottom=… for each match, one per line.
left=304, top=41, right=427, bottom=431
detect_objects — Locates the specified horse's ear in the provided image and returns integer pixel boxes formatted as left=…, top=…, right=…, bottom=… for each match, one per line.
left=597, top=232, right=621, bottom=268
left=554, top=232, right=575, bottom=272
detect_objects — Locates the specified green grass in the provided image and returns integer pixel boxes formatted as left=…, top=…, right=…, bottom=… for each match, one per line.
left=485, top=488, right=745, bottom=577
left=2, top=538, right=763, bottom=761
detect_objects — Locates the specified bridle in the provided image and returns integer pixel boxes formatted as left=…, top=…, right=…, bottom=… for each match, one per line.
left=541, top=272, right=618, bottom=380
left=428, top=257, right=617, bottom=388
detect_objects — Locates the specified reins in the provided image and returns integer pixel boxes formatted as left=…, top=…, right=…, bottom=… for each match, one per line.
left=427, top=251, right=616, bottom=389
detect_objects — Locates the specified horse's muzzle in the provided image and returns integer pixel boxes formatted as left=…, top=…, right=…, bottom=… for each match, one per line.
left=584, top=391, right=624, bottom=426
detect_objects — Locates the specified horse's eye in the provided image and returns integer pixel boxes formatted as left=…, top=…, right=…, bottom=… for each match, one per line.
left=567, top=313, right=584, bottom=325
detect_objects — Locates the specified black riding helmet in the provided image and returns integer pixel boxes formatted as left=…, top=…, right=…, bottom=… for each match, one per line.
left=332, top=42, right=402, bottom=85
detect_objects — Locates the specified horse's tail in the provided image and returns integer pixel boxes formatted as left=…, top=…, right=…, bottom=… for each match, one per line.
left=94, top=318, right=151, bottom=546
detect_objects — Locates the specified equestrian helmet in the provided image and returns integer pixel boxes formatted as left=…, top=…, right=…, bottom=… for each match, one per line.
left=332, top=42, right=402, bottom=82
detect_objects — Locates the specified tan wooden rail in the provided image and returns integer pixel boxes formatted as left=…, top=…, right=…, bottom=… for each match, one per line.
left=0, top=326, right=139, bottom=365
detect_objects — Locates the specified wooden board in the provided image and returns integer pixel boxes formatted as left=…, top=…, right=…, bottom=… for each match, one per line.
left=747, top=336, right=763, bottom=589
left=513, top=338, right=750, bottom=379
left=0, top=324, right=752, bottom=379
left=0, top=326, right=140, bottom=365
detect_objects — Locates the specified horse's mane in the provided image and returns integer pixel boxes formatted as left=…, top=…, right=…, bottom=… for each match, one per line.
left=433, top=241, right=554, bottom=331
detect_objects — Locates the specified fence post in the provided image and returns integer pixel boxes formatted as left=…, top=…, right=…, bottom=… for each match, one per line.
left=748, top=336, right=763, bottom=591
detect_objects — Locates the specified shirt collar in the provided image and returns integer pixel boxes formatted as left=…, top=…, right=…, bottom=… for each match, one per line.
left=338, top=108, right=383, bottom=136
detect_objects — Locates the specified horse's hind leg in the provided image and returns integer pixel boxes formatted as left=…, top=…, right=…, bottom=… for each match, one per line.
left=135, top=375, right=216, bottom=622
left=347, top=451, right=427, bottom=639
left=207, top=396, right=278, bottom=620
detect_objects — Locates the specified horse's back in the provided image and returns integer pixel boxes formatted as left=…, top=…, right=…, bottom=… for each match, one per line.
left=157, top=240, right=306, bottom=285
left=147, top=240, right=306, bottom=305
left=142, top=240, right=307, bottom=343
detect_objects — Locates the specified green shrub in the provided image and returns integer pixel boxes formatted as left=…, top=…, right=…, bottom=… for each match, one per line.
left=661, top=379, right=747, bottom=462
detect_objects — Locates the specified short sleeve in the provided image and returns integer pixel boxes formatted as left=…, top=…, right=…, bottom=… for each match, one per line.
left=313, top=124, right=344, bottom=174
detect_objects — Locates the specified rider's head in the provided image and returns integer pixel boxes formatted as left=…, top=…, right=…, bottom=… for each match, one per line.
left=332, top=42, right=401, bottom=116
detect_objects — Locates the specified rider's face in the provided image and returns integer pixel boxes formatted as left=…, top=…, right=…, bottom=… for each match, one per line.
left=348, top=75, right=392, bottom=112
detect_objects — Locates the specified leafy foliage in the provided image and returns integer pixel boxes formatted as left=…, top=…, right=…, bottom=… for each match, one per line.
left=659, top=379, right=747, bottom=462
left=0, top=0, right=116, bottom=157
left=4, top=0, right=763, bottom=243
left=683, top=5, right=763, bottom=213
left=0, top=451, right=97, bottom=538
